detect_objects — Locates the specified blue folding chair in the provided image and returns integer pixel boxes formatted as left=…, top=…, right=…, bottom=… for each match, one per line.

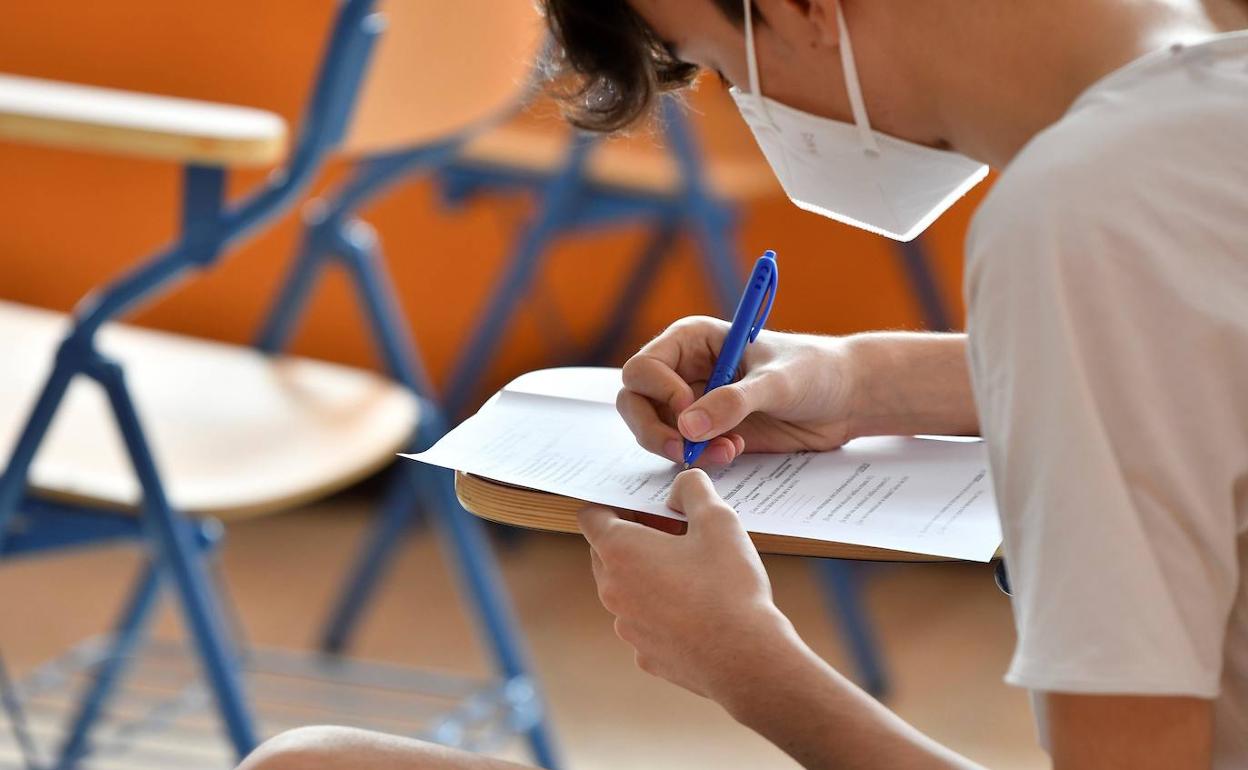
left=0, top=2, right=559, bottom=767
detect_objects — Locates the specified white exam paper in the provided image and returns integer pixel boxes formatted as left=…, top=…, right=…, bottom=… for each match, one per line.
left=407, top=368, right=1001, bottom=561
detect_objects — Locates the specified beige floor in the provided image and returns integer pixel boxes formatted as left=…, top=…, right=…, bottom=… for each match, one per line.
left=0, top=487, right=1048, bottom=769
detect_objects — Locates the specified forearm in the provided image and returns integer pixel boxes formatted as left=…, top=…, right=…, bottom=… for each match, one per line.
left=716, top=614, right=984, bottom=770
left=843, top=332, right=979, bottom=439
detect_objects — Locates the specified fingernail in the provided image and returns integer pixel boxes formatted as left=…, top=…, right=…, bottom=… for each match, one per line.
left=663, top=439, right=682, bottom=461
left=680, top=409, right=711, bottom=439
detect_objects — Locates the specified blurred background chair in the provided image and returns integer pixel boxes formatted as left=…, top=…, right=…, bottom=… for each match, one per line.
left=0, top=1, right=560, bottom=768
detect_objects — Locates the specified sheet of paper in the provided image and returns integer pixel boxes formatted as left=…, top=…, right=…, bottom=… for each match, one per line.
left=408, top=368, right=1001, bottom=561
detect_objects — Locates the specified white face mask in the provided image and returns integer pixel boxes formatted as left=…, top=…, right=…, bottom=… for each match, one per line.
left=728, top=0, right=988, bottom=242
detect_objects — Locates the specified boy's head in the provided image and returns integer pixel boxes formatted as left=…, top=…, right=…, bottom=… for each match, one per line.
left=539, top=0, right=988, bottom=241
left=538, top=0, right=941, bottom=147
left=540, top=0, right=743, bottom=132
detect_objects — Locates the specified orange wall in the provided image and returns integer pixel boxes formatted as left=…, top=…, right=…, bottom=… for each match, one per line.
left=0, top=1, right=989, bottom=408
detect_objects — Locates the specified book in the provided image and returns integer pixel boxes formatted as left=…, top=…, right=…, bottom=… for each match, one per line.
left=408, top=368, right=1002, bottom=563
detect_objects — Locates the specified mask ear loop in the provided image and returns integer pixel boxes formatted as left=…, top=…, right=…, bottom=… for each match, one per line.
left=741, top=0, right=778, bottom=127
left=834, top=0, right=881, bottom=155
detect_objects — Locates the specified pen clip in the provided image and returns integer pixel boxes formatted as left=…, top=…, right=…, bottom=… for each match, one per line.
left=748, top=261, right=778, bottom=343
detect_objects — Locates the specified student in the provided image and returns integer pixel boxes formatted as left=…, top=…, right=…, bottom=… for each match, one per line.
left=240, top=0, right=1248, bottom=767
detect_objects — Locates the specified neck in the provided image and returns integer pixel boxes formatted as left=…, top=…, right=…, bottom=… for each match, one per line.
left=894, top=0, right=1244, bottom=167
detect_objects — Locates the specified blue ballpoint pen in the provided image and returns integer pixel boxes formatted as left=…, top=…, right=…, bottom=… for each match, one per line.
left=683, top=249, right=779, bottom=468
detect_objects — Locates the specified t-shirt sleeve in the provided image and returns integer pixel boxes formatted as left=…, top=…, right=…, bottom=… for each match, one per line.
left=964, top=163, right=1244, bottom=697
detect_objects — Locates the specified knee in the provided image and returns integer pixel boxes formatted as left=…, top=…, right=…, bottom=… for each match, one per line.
left=237, top=726, right=358, bottom=770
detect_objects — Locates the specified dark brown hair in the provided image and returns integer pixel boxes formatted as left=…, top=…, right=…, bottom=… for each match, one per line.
left=539, top=0, right=745, bottom=132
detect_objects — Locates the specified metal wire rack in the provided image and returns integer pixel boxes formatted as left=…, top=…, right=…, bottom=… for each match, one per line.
left=0, top=636, right=541, bottom=770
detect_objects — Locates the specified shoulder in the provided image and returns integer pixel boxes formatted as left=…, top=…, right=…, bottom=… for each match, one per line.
left=964, top=110, right=1139, bottom=307
left=966, top=60, right=1248, bottom=299
left=971, top=99, right=1162, bottom=254
left=970, top=47, right=1248, bottom=258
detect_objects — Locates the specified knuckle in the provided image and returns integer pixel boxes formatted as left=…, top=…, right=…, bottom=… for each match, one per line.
left=670, top=315, right=701, bottom=333
left=634, top=652, right=656, bottom=676
left=598, top=582, right=621, bottom=611
left=673, top=315, right=719, bottom=337
left=620, top=356, right=648, bottom=387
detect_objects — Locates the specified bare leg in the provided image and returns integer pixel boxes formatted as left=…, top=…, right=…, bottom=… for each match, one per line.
left=238, top=727, right=536, bottom=770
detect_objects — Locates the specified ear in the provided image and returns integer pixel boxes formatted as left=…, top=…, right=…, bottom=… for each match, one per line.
left=753, top=0, right=837, bottom=51
left=805, top=0, right=840, bottom=46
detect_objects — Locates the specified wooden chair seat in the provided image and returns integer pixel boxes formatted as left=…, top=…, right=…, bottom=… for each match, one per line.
left=0, top=301, right=419, bottom=521
left=0, top=74, right=286, bottom=167
left=461, top=121, right=782, bottom=201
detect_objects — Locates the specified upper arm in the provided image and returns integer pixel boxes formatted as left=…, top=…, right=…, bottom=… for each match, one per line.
left=1046, top=693, right=1213, bottom=770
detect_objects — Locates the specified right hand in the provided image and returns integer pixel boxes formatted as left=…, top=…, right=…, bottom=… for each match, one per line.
left=618, top=316, right=859, bottom=466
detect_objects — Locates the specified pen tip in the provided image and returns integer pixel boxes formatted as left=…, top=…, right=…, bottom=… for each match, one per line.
left=682, top=462, right=691, bottom=470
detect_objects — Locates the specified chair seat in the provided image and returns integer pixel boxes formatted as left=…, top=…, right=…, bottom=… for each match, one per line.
left=0, top=302, right=419, bottom=521
left=0, top=74, right=286, bottom=167
left=461, top=122, right=782, bottom=201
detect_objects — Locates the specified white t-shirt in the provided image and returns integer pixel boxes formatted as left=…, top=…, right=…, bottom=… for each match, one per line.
left=964, top=31, right=1248, bottom=767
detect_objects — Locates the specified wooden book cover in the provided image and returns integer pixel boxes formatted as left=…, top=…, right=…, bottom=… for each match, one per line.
left=455, top=471, right=956, bottom=563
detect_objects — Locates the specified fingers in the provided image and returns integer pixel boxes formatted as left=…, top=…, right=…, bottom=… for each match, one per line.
left=677, top=374, right=779, bottom=443
left=633, top=316, right=729, bottom=382
left=617, top=318, right=728, bottom=459
left=618, top=386, right=746, bottom=465
left=621, top=353, right=696, bottom=418
left=578, top=505, right=662, bottom=555
left=694, top=435, right=741, bottom=466
left=617, top=389, right=683, bottom=462
left=619, top=352, right=696, bottom=463
left=621, top=317, right=772, bottom=462
left=665, top=469, right=745, bottom=537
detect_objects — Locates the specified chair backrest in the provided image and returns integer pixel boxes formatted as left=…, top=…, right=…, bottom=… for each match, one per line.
left=340, top=0, right=544, bottom=156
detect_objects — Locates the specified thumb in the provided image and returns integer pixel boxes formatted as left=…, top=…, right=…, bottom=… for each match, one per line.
left=677, top=375, right=775, bottom=442
left=668, top=464, right=743, bottom=544
left=666, top=469, right=746, bottom=537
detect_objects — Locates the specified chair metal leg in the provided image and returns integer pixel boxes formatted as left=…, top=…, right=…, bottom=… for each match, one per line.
left=0, top=356, right=76, bottom=551
left=318, top=467, right=422, bottom=654
left=814, top=559, right=888, bottom=698
left=0, top=648, right=41, bottom=770
left=333, top=218, right=435, bottom=397
left=55, top=561, right=162, bottom=770
left=315, top=214, right=443, bottom=653
left=656, top=98, right=743, bottom=316
left=412, top=415, right=561, bottom=769
left=92, top=360, right=258, bottom=759
left=686, top=202, right=744, bottom=317
left=584, top=220, right=680, bottom=365
left=442, top=137, right=595, bottom=418
left=253, top=208, right=334, bottom=354
left=893, top=238, right=952, bottom=332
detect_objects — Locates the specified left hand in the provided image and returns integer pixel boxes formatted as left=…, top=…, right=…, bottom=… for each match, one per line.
left=578, top=469, right=797, bottom=702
